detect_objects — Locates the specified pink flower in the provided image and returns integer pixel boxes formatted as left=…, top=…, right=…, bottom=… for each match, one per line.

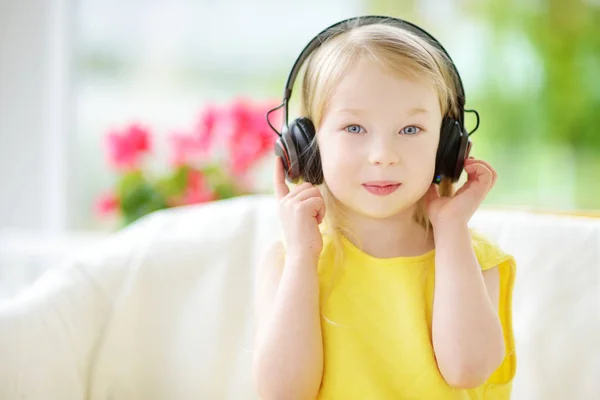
left=95, top=191, right=119, bottom=216
left=225, top=98, right=279, bottom=175
left=194, top=104, right=220, bottom=152
left=127, top=123, right=151, bottom=152
left=169, top=105, right=222, bottom=167
left=106, top=123, right=152, bottom=171
left=168, top=169, right=215, bottom=206
left=182, top=170, right=216, bottom=204
left=169, top=132, right=205, bottom=167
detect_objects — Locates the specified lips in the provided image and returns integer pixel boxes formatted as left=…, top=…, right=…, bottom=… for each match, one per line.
left=362, top=181, right=401, bottom=196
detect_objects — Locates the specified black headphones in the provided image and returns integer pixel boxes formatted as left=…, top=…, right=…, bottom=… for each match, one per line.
left=266, top=15, right=480, bottom=185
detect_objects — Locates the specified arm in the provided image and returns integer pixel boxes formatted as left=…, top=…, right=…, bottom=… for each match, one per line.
left=431, top=222, right=505, bottom=389
left=252, top=241, right=323, bottom=400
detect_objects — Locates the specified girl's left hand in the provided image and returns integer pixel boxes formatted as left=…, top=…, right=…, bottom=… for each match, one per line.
left=425, top=158, right=497, bottom=227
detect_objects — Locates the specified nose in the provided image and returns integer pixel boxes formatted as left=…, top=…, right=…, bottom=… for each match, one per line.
left=368, top=136, right=400, bottom=166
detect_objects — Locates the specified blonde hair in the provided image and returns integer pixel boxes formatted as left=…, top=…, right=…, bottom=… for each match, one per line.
left=297, top=19, right=460, bottom=314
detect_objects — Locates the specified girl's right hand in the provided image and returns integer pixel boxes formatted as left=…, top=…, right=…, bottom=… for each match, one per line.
left=274, top=156, right=326, bottom=261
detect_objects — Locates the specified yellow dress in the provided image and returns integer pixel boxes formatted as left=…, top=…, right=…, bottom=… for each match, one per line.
left=316, top=230, right=517, bottom=399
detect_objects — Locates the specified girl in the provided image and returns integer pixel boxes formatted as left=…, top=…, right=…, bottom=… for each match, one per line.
left=253, top=16, right=516, bottom=399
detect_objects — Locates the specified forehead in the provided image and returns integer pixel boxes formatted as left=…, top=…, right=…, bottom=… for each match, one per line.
left=326, top=58, right=441, bottom=115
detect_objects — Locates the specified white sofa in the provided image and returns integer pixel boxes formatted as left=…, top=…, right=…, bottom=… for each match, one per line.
left=0, top=194, right=598, bottom=399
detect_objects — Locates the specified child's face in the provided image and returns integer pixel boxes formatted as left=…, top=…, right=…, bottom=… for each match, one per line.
left=317, top=58, right=443, bottom=219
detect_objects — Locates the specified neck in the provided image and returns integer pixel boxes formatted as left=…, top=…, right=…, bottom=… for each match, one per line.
left=339, top=203, right=434, bottom=259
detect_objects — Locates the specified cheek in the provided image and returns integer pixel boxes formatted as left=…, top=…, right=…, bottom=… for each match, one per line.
left=318, top=135, right=360, bottom=179
left=403, top=136, right=439, bottom=175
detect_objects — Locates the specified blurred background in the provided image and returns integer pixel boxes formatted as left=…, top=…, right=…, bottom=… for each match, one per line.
left=0, top=0, right=599, bottom=245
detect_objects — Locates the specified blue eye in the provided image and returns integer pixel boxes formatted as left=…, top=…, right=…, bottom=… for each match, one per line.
left=345, top=124, right=365, bottom=134
left=401, top=126, right=421, bottom=135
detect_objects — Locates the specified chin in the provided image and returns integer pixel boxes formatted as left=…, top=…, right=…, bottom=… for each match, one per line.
left=359, top=206, right=412, bottom=220
left=326, top=182, right=427, bottom=220
left=347, top=197, right=417, bottom=220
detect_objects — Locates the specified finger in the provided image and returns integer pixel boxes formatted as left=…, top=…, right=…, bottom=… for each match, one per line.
left=292, top=186, right=322, bottom=202
left=456, top=163, right=487, bottom=193
left=457, top=163, right=493, bottom=197
left=287, top=182, right=314, bottom=199
left=454, top=178, right=473, bottom=197
left=454, top=177, right=480, bottom=199
left=468, top=163, right=494, bottom=187
left=316, top=212, right=324, bottom=225
left=464, top=158, right=497, bottom=186
left=303, top=197, right=326, bottom=224
left=273, top=157, right=290, bottom=199
left=472, top=159, right=497, bottom=187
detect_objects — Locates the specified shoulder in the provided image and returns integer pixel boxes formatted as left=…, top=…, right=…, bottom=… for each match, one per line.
left=469, top=229, right=516, bottom=272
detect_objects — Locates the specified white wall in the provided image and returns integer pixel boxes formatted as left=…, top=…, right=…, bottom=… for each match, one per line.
left=0, top=0, right=368, bottom=233
left=0, top=0, right=71, bottom=233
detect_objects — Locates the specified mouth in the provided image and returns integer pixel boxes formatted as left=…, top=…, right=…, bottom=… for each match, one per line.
left=362, top=181, right=401, bottom=196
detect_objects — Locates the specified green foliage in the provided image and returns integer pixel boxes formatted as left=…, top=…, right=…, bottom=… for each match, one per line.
left=470, top=0, right=600, bottom=149
left=113, top=165, right=242, bottom=227
left=117, top=172, right=168, bottom=226
left=366, top=0, right=600, bottom=210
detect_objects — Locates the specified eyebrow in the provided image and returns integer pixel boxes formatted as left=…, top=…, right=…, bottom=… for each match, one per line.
left=406, top=108, right=429, bottom=116
left=336, top=108, right=365, bottom=116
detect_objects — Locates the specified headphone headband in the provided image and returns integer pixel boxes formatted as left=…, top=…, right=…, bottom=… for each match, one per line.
left=269, top=15, right=479, bottom=185
left=281, top=15, right=466, bottom=127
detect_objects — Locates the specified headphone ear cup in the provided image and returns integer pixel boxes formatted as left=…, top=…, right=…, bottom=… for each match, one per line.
left=453, top=132, right=471, bottom=181
left=434, top=117, right=470, bottom=183
left=434, top=118, right=453, bottom=182
left=289, top=117, right=323, bottom=185
left=274, top=127, right=301, bottom=183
